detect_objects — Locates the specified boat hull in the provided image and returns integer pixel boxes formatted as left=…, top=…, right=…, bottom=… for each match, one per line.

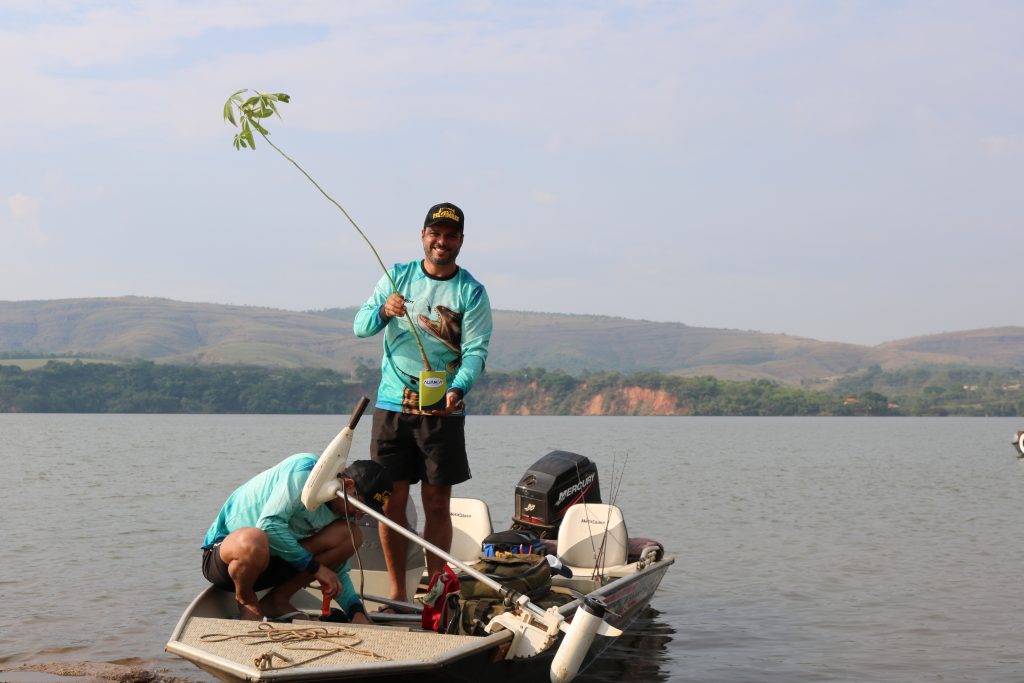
left=166, top=556, right=673, bottom=683
left=485, top=556, right=675, bottom=683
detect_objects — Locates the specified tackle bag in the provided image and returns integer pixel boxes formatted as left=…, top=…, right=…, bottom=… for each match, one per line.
left=452, top=590, right=577, bottom=637
left=458, top=553, right=552, bottom=601
left=451, top=552, right=554, bottom=636
left=454, top=595, right=507, bottom=636
left=481, top=528, right=545, bottom=557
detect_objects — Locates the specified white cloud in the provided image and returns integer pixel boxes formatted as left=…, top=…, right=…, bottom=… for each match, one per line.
left=2, top=2, right=1019, bottom=151
left=0, top=3, right=705, bottom=146
left=1, top=2, right=1022, bottom=342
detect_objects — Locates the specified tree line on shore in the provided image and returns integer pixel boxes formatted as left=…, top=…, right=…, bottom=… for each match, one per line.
left=1, top=360, right=1021, bottom=416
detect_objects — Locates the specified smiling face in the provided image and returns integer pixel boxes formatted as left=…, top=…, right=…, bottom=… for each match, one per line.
left=421, top=224, right=463, bottom=274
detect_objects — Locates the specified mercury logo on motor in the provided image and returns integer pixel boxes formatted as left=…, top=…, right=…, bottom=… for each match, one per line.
left=555, top=473, right=596, bottom=507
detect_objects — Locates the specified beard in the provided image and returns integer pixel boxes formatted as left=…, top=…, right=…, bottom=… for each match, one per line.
left=423, top=243, right=461, bottom=267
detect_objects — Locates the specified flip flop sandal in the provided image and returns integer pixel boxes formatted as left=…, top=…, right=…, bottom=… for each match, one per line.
left=265, top=610, right=312, bottom=623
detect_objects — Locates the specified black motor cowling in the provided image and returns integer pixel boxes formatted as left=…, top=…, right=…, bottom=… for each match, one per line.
left=512, top=450, right=601, bottom=539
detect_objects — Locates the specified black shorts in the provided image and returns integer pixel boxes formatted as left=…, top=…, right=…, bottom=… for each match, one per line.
left=370, top=408, right=471, bottom=486
left=202, top=543, right=300, bottom=592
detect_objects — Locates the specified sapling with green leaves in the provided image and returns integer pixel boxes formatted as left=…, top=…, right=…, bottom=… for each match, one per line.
left=223, top=89, right=430, bottom=371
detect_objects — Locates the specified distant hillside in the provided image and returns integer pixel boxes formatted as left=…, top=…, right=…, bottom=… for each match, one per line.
left=1, top=297, right=1021, bottom=385
left=0, top=297, right=381, bottom=370
left=878, top=327, right=1024, bottom=366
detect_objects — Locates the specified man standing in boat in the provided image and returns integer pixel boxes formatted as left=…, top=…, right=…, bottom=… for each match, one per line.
left=353, top=201, right=493, bottom=606
left=201, top=457, right=393, bottom=622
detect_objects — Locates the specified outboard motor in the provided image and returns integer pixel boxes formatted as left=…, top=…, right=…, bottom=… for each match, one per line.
left=512, top=451, right=601, bottom=539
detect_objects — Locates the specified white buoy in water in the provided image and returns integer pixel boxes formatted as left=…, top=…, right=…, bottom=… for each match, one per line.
left=550, top=597, right=621, bottom=683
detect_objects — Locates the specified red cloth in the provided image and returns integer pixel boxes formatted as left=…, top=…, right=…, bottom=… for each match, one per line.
left=421, top=565, right=460, bottom=632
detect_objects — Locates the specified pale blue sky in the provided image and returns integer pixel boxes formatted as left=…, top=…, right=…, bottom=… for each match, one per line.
left=2, top=1, right=1021, bottom=345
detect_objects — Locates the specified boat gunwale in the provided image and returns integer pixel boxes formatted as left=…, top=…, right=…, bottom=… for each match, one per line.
left=165, top=587, right=516, bottom=681
left=166, top=554, right=674, bottom=682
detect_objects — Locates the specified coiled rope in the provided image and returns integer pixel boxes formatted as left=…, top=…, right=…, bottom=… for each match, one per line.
left=200, top=622, right=389, bottom=671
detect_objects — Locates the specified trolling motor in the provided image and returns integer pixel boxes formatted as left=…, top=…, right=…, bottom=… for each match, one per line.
left=300, top=397, right=370, bottom=511
left=549, top=596, right=617, bottom=683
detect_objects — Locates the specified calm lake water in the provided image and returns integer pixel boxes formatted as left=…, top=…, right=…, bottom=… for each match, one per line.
left=1, top=414, right=1022, bottom=682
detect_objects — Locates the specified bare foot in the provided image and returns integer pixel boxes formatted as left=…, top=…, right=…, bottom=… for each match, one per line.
left=238, top=602, right=264, bottom=621
left=260, top=597, right=300, bottom=619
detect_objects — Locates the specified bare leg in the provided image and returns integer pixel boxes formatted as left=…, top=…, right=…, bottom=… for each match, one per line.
left=260, top=518, right=363, bottom=617
left=304, top=516, right=363, bottom=566
left=379, top=479, right=411, bottom=601
left=421, top=483, right=452, bottom=579
left=258, top=569, right=319, bottom=618
left=217, top=527, right=270, bottom=620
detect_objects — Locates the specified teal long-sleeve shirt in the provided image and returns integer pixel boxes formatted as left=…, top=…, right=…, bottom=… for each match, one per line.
left=353, top=260, right=492, bottom=413
left=202, top=453, right=361, bottom=613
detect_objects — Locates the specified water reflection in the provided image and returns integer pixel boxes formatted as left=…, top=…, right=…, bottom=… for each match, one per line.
left=577, top=607, right=676, bottom=683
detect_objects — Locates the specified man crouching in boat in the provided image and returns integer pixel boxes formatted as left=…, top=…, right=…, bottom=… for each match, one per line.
left=201, top=456, right=392, bottom=623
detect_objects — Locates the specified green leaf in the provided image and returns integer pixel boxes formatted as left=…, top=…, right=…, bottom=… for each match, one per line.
left=223, top=88, right=289, bottom=148
left=223, top=99, right=237, bottom=126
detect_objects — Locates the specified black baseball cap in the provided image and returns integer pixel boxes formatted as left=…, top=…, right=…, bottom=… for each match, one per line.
left=424, top=202, right=464, bottom=231
left=341, top=460, right=393, bottom=514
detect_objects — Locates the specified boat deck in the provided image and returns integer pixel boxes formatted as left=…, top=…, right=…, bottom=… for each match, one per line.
left=173, top=616, right=491, bottom=680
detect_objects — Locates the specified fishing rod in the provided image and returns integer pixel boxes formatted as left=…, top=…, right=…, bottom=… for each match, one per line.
left=593, top=452, right=629, bottom=576
left=575, top=452, right=629, bottom=580
left=223, top=89, right=431, bottom=372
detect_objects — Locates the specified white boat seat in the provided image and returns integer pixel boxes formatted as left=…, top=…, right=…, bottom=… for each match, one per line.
left=447, top=497, right=494, bottom=564
left=350, top=498, right=424, bottom=608
left=556, top=503, right=629, bottom=571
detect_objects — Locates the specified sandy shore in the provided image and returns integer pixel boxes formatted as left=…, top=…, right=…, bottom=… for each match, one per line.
left=0, top=662, right=195, bottom=683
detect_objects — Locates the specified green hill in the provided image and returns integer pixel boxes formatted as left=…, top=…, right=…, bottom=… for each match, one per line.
left=1, top=297, right=1021, bottom=385
left=878, top=327, right=1024, bottom=366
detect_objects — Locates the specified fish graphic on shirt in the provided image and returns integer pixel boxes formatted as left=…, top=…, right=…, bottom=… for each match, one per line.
left=418, top=305, right=462, bottom=373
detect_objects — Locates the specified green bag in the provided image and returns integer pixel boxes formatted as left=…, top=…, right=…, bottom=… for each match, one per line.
left=451, top=581, right=576, bottom=636
left=451, top=553, right=554, bottom=636
left=457, top=553, right=552, bottom=602
left=453, top=596, right=509, bottom=636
